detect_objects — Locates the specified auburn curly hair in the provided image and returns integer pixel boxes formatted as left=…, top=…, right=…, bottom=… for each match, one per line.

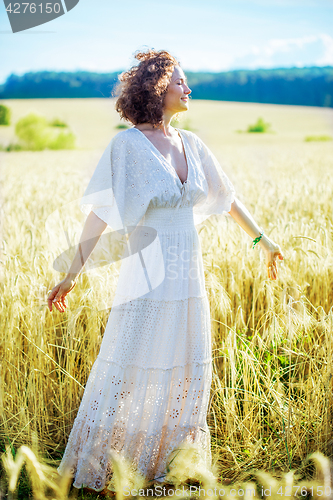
left=114, top=49, right=179, bottom=128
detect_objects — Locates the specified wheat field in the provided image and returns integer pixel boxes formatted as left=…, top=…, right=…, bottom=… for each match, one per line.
left=0, top=98, right=333, bottom=497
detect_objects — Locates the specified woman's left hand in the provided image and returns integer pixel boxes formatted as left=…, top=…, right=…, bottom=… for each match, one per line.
left=261, top=240, right=284, bottom=280
left=227, top=198, right=284, bottom=280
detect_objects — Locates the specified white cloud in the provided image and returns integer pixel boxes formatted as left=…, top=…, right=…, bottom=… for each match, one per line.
left=316, top=34, right=333, bottom=65
left=232, top=34, right=333, bottom=69
left=248, top=35, right=317, bottom=58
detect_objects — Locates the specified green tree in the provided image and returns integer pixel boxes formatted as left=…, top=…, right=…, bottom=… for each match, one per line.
left=0, top=104, right=11, bottom=125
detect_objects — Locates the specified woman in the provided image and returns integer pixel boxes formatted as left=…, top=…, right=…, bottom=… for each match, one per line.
left=48, top=49, right=283, bottom=493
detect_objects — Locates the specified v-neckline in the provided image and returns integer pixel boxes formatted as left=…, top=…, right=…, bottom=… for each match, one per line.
left=132, top=127, right=190, bottom=186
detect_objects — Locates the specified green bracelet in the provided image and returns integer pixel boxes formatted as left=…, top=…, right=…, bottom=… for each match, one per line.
left=252, top=230, right=264, bottom=249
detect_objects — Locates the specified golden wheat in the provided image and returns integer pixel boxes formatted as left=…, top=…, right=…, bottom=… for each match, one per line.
left=1, top=99, right=332, bottom=496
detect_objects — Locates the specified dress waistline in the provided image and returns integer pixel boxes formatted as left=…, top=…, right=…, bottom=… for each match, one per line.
left=142, top=205, right=195, bottom=231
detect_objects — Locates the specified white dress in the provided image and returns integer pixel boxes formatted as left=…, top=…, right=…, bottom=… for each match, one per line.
left=57, top=127, right=235, bottom=491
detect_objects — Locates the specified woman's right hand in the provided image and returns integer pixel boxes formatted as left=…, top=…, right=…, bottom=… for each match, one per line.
left=47, top=277, right=77, bottom=313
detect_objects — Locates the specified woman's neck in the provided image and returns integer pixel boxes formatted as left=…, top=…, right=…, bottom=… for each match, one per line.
left=135, top=112, right=174, bottom=137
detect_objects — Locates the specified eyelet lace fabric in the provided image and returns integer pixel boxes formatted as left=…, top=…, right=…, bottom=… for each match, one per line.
left=58, top=360, right=212, bottom=490
left=58, top=128, right=236, bottom=491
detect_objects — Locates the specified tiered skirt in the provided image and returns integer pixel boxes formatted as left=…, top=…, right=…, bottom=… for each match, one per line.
left=58, top=205, right=213, bottom=491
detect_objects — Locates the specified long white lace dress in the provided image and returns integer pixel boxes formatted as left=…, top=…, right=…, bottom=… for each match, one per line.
left=57, top=127, right=235, bottom=491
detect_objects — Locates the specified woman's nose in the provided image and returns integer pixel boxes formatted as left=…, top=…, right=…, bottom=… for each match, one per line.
left=185, top=86, right=191, bottom=95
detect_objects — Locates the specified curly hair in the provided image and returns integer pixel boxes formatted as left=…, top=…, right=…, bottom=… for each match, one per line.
left=114, top=49, right=179, bottom=128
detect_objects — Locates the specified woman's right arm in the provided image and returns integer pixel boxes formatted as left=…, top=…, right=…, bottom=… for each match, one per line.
left=47, top=211, right=107, bottom=313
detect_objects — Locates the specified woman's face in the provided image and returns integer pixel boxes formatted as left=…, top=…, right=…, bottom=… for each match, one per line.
left=163, top=66, right=191, bottom=115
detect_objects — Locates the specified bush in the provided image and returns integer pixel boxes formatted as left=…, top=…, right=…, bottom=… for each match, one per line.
left=48, top=131, right=76, bottom=150
left=181, top=119, right=194, bottom=131
left=14, top=112, right=76, bottom=151
left=171, top=116, right=195, bottom=131
left=6, top=143, right=23, bottom=151
left=48, top=117, right=68, bottom=127
left=115, top=123, right=129, bottom=129
left=304, top=135, right=332, bottom=142
left=0, top=104, right=11, bottom=125
left=15, top=113, right=52, bottom=151
left=247, top=117, right=272, bottom=133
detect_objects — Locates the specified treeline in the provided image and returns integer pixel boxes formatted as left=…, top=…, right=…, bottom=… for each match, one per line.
left=186, top=67, right=333, bottom=107
left=0, top=71, right=120, bottom=99
left=0, top=67, right=332, bottom=107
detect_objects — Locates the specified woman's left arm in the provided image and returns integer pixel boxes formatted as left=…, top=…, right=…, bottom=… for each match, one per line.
left=228, top=197, right=284, bottom=280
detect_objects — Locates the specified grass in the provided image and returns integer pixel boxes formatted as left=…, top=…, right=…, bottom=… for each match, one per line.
left=0, top=97, right=333, bottom=498
left=1, top=444, right=332, bottom=499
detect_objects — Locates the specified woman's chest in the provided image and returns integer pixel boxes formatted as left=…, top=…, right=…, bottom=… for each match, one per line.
left=135, top=131, right=189, bottom=185
left=139, top=151, right=208, bottom=209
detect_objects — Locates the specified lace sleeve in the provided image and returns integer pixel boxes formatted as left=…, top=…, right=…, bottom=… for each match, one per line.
left=197, top=136, right=235, bottom=214
left=186, top=132, right=236, bottom=225
left=79, top=132, right=152, bottom=231
left=79, top=138, right=121, bottom=228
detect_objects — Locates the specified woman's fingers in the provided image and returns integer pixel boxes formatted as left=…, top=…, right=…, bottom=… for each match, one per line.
left=47, top=278, right=77, bottom=312
left=56, top=289, right=67, bottom=312
left=47, top=284, right=67, bottom=312
left=47, top=286, right=59, bottom=312
left=268, top=262, right=276, bottom=280
left=267, top=248, right=283, bottom=280
left=276, top=252, right=284, bottom=261
left=60, top=294, right=67, bottom=310
left=53, top=294, right=64, bottom=312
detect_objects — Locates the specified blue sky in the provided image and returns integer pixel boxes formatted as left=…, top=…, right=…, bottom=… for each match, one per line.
left=0, top=0, right=332, bottom=83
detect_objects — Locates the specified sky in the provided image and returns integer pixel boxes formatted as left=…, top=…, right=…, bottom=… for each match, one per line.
left=0, top=0, right=333, bottom=83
